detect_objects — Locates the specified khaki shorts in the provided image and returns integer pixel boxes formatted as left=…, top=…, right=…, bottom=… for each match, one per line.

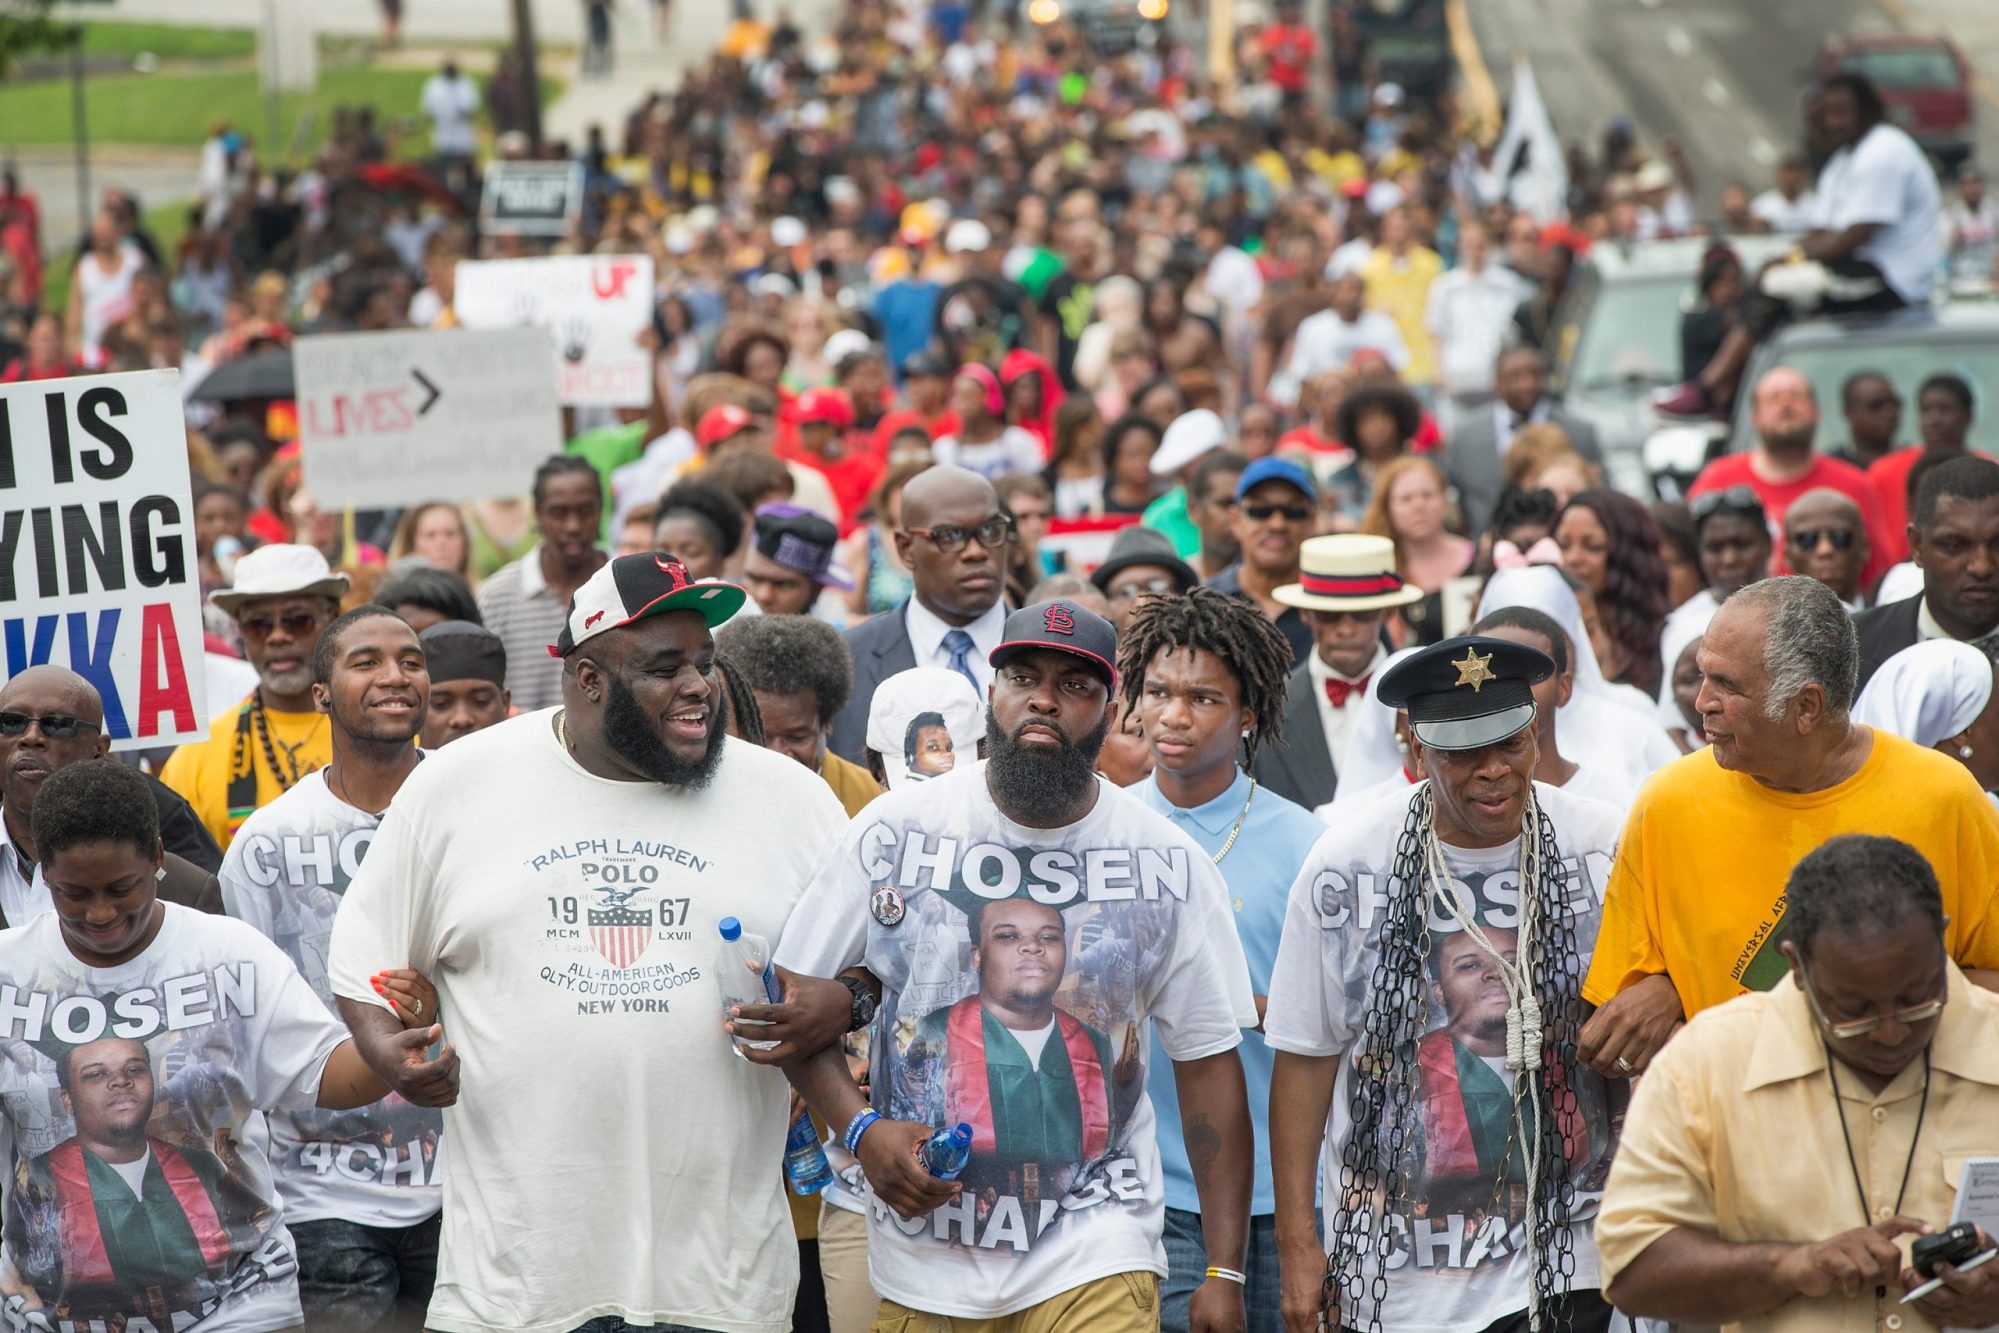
left=870, top=1271, right=1159, bottom=1333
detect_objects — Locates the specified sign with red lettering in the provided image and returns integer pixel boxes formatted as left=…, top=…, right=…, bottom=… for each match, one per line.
left=0, top=369, right=206, bottom=749
left=294, top=326, right=561, bottom=508
left=453, top=255, right=656, bottom=408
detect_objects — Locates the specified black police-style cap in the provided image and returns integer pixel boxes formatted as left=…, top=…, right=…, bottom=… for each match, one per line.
left=1376, top=635, right=1556, bottom=752
left=419, top=620, right=507, bottom=686
left=989, top=599, right=1119, bottom=687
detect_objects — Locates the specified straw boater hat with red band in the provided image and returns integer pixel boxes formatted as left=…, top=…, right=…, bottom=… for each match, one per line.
left=1272, top=534, right=1427, bottom=614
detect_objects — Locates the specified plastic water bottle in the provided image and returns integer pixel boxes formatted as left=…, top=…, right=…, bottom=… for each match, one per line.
left=716, top=917, right=777, bottom=1053
left=923, top=1122, right=973, bottom=1180
left=715, top=920, right=833, bottom=1195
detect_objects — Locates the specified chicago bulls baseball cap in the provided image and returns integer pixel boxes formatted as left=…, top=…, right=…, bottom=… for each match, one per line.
left=551, top=553, right=747, bottom=657
left=988, top=599, right=1119, bottom=687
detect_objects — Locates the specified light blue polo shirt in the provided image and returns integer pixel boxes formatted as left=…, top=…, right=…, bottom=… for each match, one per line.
left=1135, top=766, right=1328, bottom=1216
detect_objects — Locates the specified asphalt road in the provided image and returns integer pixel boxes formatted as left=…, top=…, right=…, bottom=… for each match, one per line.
left=1464, top=0, right=1999, bottom=213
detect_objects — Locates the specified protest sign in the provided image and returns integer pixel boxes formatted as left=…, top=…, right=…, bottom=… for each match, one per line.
left=455, top=255, right=655, bottom=407
left=0, top=369, right=206, bottom=750
left=479, top=160, right=584, bottom=237
left=294, top=326, right=562, bottom=509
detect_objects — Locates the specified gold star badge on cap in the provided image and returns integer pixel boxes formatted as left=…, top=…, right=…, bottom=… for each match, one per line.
left=1453, top=646, right=1496, bottom=693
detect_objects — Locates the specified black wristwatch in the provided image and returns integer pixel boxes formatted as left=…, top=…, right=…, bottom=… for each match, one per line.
left=838, top=975, right=879, bottom=1032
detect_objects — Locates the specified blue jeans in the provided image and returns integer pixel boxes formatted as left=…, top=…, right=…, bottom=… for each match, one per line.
left=291, top=1214, right=440, bottom=1331
left=1159, top=1208, right=1281, bottom=1333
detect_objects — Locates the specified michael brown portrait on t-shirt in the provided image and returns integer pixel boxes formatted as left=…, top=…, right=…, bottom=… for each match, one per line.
left=902, top=881, right=1149, bottom=1201
left=7, top=1035, right=266, bottom=1325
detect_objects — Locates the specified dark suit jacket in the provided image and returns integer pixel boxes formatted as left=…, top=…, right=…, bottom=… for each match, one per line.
left=1251, top=661, right=1338, bottom=812
left=830, top=600, right=919, bottom=763
left=1444, top=403, right=1604, bottom=540
left=1853, top=593, right=1923, bottom=691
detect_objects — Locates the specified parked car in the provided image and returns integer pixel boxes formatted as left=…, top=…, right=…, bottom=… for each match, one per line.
left=1644, top=303, right=1999, bottom=498
left=1815, top=34, right=1975, bottom=170
left=1549, top=235, right=1792, bottom=497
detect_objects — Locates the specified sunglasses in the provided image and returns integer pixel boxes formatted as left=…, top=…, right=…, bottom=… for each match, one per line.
left=1796, top=956, right=1946, bottom=1041
left=1691, top=485, right=1766, bottom=523
left=1241, top=502, right=1313, bottom=523
left=1788, top=526, right=1857, bottom=552
left=0, top=711, right=101, bottom=740
left=906, top=516, right=1016, bottom=554
left=237, top=611, right=323, bottom=639
left=1108, top=575, right=1180, bottom=602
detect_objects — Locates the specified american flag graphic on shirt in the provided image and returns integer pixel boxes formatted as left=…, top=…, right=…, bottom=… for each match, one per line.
left=589, top=903, right=654, bottom=969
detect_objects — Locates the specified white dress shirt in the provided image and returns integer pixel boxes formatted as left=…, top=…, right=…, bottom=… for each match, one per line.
left=1427, top=265, right=1528, bottom=395
left=0, top=814, right=48, bottom=927
left=904, top=597, right=1007, bottom=693
left=1307, top=643, right=1386, bottom=775
left=1492, top=397, right=1552, bottom=457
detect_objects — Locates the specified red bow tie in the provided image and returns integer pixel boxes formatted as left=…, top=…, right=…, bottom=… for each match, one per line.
left=1324, top=674, right=1370, bottom=708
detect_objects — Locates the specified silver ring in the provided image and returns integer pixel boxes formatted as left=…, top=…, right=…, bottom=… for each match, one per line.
left=413, top=999, right=423, bottom=1016
left=1615, top=1055, right=1634, bottom=1073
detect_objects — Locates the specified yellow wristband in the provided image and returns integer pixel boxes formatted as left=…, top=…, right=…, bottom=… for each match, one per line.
left=1204, top=1266, right=1247, bottom=1285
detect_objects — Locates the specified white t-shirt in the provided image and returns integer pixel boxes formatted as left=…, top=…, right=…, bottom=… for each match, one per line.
left=325, top=711, right=848, bottom=1333
left=931, top=426, right=1045, bottom=482
left=0, top=905, right=348, bottom=1333
left=220, top=769, right=442, bottom=1228
left=1813, top=122, right=1943, bottom=304
left=1751, top=187, right=1819, bottom=234
left=1265, top=781, right=1624, bottom=1333
left=420, top=73, right=481, bottom=156
left=774, top=762, right=1257, bottom=1320
left=1284, top=308, right=1412, bottom=385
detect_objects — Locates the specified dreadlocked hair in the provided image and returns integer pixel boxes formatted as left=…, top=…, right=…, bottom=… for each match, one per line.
left=712, top=651, right=766, bottom=748
left=1115, top=586, right=1294, bottom=766
left=1326, top=784, right=1583, bottom=1333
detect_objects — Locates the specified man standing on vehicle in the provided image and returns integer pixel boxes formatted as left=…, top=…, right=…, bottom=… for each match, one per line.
left=1802, top=71, right=1943, bottom=312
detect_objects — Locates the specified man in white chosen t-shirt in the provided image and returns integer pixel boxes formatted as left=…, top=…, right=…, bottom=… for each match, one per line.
left=1266, top=635, right=1625, bottom=1333
left=327, top=554, right=849, bottom=1333
left=222, top=607, right=442, bottom=1328
left=775, top=598, right=1259, bottom=1333
left=1804, top=71, right=1943, bottom=310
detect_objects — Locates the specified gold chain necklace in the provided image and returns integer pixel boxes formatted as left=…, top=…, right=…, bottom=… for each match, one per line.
left=556, top=709, right=569, bottom=752
left=1212, top=778, right=1257, bottom=865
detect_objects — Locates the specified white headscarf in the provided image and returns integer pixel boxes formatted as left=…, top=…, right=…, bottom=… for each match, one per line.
left=1475, top=566, right=1682, bottom=783
left=1317, top=647, right=1420, bottom=821
left=1853, top=641, right=1995, bottom=749
left=1654, top=595, right=1717, bottom=734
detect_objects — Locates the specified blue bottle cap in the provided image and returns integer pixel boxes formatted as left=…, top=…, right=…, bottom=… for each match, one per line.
left=949, top=1122, right=973, bottom=1146
left=718, top=916, right=743, bottom=942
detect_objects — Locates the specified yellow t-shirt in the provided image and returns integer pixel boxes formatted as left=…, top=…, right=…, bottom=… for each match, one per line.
left=1582, top=729, right=1999, bottom=1018
left=160, top=697, right=332, bottom=850
left=1359, top=245, right=1444, bottom=386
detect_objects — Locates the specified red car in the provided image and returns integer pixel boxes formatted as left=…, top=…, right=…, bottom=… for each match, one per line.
left=1816, top=34, right=1975, bottom=169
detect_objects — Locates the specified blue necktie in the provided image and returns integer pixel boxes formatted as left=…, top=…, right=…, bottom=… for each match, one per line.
left=943, top=629, right=980, bottom=693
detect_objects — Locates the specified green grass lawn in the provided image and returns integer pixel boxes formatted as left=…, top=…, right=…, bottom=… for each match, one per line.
left=78, top=20, right=257, bottom=64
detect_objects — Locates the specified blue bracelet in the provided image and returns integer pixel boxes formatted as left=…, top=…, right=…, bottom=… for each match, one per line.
left=842, top=1109, right=881, bottom=1154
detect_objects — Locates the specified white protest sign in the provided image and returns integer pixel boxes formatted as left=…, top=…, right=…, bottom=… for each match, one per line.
left=454, top=255, right=655, bottom=408
left=295, top=326, right=562, bottom=509
left=0, top=369, right=207, bottom=750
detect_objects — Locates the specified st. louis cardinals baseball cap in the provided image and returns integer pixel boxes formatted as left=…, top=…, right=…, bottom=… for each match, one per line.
left=987, top=599, right=1119, bottom=687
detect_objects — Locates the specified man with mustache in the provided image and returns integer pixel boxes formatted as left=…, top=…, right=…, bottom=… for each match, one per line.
left=1267, top=635, right=1625, bottom=1333
left=326, top=553, right=850, bottom=1333
left=776, top=599, right=1258, bottom=1333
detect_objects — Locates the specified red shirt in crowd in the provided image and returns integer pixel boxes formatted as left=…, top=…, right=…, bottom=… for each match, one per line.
left=1260, top=23, right=1317, bottom=94
left=874, top=407, right=960, bottom=453
left=1687, top=451, right=1897, bottom=587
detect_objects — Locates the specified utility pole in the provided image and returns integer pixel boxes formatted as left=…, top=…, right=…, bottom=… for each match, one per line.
left=511, top=0, right=544, bottom=154
left=68, top=23, right=88, bottom=235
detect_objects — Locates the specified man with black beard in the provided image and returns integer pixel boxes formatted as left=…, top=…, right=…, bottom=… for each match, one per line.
left=325, top=553, right=851, bottom=1333
left=774, top=599, right=1259, bottom=1333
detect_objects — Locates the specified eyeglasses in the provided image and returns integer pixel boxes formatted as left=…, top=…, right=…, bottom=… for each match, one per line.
left=1241, top=502, right=1313, bottom=523
left=906, top=516, right=1016, bottom=553
left=1691, top=485, right=1767, bottom=523
left=1795, top=956, right=1947, bottom=1040
left=237, top=611, right=323, bottom=639
left=1108, top=576, right=1179, bottom=602
left=0, top=712, right=101, bottom=740
left=1788, top=526, right=1858, bottom=552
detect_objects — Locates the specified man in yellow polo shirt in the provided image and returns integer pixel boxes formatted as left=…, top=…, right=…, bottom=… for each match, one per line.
left=161, top=545, right=345, bottom=848
left=1598, top=835, right=1999, bottom=1332
left=1578, top=576, right=1999, bottom=1080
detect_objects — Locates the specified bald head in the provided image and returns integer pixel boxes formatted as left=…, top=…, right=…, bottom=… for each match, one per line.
left=894, top=465, right=1008, bottom=624
left=1783, top=489, right=1870, bottom=603
left=0, top=666, right=111, bottom=843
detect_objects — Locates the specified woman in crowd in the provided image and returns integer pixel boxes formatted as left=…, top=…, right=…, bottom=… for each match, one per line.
left=720, top=324, right=791, bottom=401
left=1000, top=348, right=1064, bottom=455
left=652, top=478, right=748, bottom=582
left=1277, top=368, right=1354, bottom=456
left=1043, top=398, right=1106, bottom=518
left=1099, top=413, right=1166, bottom=515
left=995, top=473, right=1061, bottom=605
left=1554, top=488, right=1671, bottom=694
left=842, top=458, right=930, bottom=617
left=933, top=364, right=1043, bottom=480
left=1325, top=381, right=1424, bottom=527
left=1502, top=423, right=1601, bottom=507
left=387, top=502, right=475, bottom=583
left=1091, top=326, right=1159, bottom=423
left=1656, top=600, right=1714, bottom=754
left=1131, top=374, right=1188, bottom=428
left=1649, top=498, right=1707, bottom=613
left=1854, top=640, right=1999, bottom=793
left=1362, top=455, right=1474, bottom=646
left=0, top=310, right=73, bottom=381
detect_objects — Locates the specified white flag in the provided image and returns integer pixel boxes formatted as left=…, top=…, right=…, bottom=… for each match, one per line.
left=1491, top=58, right=1569, bottom=223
